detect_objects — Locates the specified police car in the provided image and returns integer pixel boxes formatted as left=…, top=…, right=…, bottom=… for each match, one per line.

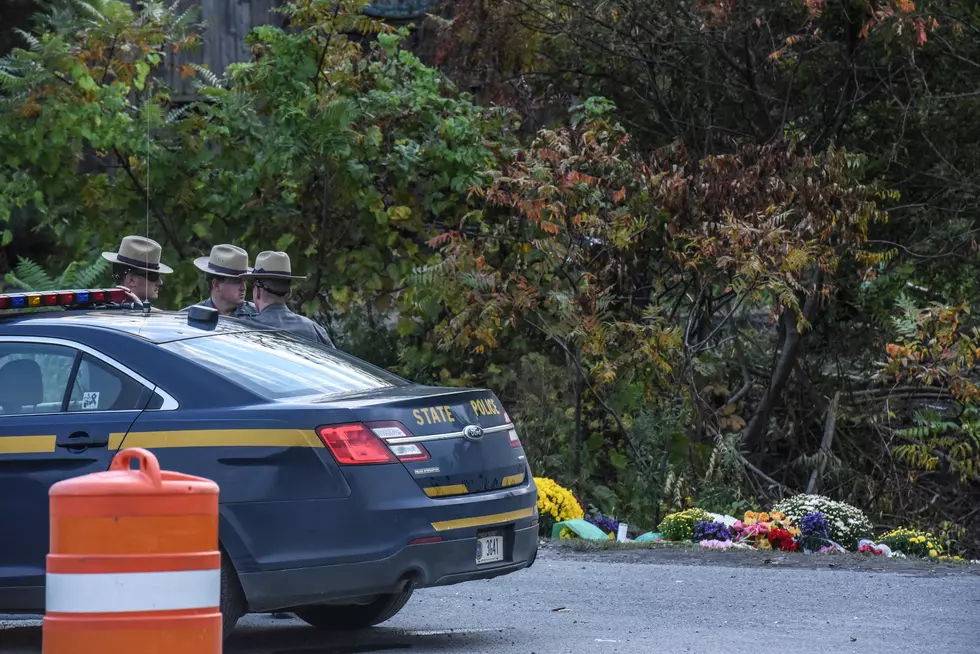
left=0, top=289, right=539, bottom=637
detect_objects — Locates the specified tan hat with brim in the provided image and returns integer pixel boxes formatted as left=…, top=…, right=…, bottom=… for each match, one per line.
left=241, top=251, right=306, bottom=280
left=193, top=244, right=252, bottom=278
left=102, top=235, right=174, bottom=274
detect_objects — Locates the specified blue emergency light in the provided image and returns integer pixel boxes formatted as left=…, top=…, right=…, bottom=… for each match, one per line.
left=0, top=288, right=127, bottom=311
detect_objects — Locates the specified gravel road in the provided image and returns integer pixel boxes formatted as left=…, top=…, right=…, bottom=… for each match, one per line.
left=3, top=546, right=978, bottom=653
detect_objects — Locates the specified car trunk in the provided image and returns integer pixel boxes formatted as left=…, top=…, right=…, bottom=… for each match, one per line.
left=331, top=386, right=528, bottom=499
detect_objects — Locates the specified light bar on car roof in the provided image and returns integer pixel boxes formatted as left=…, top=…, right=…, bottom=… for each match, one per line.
left=0, top=288, right=128, bottom=310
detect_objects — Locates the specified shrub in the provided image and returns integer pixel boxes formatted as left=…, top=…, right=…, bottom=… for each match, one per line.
left=773, top=494, right=873, bottom=550
left=658, top=508, right=709, bottom=541
left=880, top=527, right=943, bottom=558
left=534, top=477, right=584, bottom=535
left=693, top=520, right=732, bottom=542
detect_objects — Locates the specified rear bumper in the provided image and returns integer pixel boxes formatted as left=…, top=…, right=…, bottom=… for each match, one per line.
left=239, top=522, right=539, bottom=612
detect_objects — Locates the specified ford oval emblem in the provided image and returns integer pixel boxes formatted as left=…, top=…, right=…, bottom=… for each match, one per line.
left=463, top=425, right=484, bottom=441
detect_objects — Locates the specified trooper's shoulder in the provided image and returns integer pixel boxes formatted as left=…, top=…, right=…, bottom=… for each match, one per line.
left=180, top=298, right=213, bottom=312
left=235, top=301, right=259, bottom=316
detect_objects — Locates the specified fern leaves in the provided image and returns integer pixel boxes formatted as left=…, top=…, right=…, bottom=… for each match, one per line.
left=895, top=408, right=980, bottom=482
left=67, top=258, right=109, bottom=288
left=6, top=257, right=55, bottom=291
left=3, top=256, right=108, bottom=292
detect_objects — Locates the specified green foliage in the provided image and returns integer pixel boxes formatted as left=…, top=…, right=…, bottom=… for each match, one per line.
left=658, top=508, right=709, bottom=542
left=893, top=408, right=980, bottom=483
left=7, top=0, right=980, bottom=556
left=0, top=0, right=511, bottom=313
left=4, top=256, right=108, bottom=291
left=879, top=527, right=944, bottom=559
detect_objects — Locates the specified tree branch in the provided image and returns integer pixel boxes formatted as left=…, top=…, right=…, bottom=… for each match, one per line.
left=743, top=274, right=824, bottom=450
left=111, top=145, right=185, bottom=258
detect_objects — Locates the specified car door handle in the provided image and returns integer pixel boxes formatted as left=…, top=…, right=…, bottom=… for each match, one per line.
left=57, top=431, right=109, bottom=448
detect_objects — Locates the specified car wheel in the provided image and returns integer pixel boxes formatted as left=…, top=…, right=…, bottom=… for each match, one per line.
left=220, top=552, right=247, bottom=640
left=294, top=589, right=414, bottom=630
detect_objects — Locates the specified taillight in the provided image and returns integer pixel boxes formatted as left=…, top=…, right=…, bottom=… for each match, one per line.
left=317, top=424, right=396, bottom=465
left=508, top=428, right=522, bottom=448
left=365, top=421, right=430, bottom=462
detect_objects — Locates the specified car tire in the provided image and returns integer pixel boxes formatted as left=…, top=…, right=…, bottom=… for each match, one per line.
left=220, top=552, right=247, bottom=641
left=294, top=589, right=414, bottom=630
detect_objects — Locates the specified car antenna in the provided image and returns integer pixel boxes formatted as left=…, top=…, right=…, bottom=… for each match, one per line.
left=139, top=75, right=152, bottom=323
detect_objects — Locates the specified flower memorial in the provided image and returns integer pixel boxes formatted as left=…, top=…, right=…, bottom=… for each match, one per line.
left=552, top=490, right=975, bottom=563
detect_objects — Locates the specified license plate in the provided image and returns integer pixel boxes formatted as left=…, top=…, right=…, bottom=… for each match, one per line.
left=476, top=533, right=504, bottom=564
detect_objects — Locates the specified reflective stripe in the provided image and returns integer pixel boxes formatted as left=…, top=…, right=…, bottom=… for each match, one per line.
left=502, top=471, right=526, bottom=488
left=120, top=429, right=324, bottom=449
left=430, top=507, right=535, bottom=532
left=46, top=569, right=220, bottom=613
left=424, top=484, right=468, bottom=498
left=0, top=435, right=55, bottom=454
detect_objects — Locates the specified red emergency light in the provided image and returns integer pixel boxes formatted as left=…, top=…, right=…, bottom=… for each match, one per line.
left=0, top=288, right=129, bottom=311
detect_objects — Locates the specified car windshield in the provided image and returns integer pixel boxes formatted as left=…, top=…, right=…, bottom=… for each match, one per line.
left=162, top=331, right=409, bottom=400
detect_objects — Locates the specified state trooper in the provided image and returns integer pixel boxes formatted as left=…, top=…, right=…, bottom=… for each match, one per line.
left=101, top=235, right=173, bottom=303
left=183, top=244, right=258, bottom=317
left=242, top=251, right=334, bottom=347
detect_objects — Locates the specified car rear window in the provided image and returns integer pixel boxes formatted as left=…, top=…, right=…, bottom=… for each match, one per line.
left=161, top=331, right=409, bottom=400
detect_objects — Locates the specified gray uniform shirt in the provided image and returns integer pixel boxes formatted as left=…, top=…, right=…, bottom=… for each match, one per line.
left=248, top=304, right=334, bottom=348
left=182, top=297, right=259, bottom=318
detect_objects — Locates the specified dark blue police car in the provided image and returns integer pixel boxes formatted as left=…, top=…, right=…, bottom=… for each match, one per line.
left=0, top=288, right=539, bottom=637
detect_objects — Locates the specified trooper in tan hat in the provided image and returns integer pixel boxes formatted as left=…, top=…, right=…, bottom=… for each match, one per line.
left=102, top=235, right=173, bottom=302
left=242, top=251, right=334, bottom=347
left=182, top=244, right=258, bottom=317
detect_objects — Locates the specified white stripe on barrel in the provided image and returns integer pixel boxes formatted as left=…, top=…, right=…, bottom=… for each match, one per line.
left=46, top=569, right=221, bottom=614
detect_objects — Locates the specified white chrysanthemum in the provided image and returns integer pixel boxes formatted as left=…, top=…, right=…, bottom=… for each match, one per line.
left=774, top=493, right=873, bottom=550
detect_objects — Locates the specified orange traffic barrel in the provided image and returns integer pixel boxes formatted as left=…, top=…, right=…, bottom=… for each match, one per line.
left=42, top=447, right=222, bottom=654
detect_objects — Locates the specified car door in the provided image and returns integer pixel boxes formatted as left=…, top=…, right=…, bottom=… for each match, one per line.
left=0, top=336, right=163, bottom=610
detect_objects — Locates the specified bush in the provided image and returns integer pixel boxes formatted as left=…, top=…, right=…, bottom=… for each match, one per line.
left=880, top=527, right=943, bottom=558
left=773, top=494, right=873, bottom=550
left=534, top=477, right=584, bottom=535
left=658, top=508, right=709, bottom=541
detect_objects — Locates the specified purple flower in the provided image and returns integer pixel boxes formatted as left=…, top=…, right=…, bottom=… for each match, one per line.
left=799, top=511, right=831, bottom=549
left=587, top=515, right=619, bottom=534
left=693, top=520, right=732, bottom=542
left=800, top=512, right=830, bottom=539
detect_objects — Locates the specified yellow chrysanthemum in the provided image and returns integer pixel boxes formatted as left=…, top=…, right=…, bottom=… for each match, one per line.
left=534, top=477, right=584, bottom=524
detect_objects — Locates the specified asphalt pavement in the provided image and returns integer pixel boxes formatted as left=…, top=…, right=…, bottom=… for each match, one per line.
left=3, top=548, right=979, bottom=653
